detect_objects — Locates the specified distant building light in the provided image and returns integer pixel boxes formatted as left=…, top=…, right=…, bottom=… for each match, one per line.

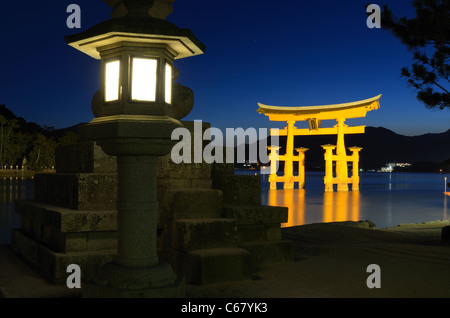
left=380, top=162, right=411, bottom=172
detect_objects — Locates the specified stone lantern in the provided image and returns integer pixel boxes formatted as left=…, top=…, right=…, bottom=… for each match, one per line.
left=65, top=0, right=205, bottom=297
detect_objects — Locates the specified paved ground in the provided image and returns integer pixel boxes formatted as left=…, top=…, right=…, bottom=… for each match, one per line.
left=0, top=245, right=81, bottom=298
left=1, top=220, right=449, bottom=299
left=187, top=220, right=450, bottom=298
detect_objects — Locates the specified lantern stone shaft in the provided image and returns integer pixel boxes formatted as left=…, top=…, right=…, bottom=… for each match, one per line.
left=79, top=115, right=185, bottom=297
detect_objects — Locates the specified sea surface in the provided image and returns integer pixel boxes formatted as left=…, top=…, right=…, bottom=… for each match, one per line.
left=259, top=171, right=450, bottom=229
left=1, top=172, right=449, bottom=245
left=0, top=177, right=34, bottom=245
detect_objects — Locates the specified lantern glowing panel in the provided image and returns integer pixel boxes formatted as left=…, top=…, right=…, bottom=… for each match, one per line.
left=105, top=60, right=120, bottom=102
left=131, top=58, right=157, bottom=102
left=165, top=63, right=172, bottom=104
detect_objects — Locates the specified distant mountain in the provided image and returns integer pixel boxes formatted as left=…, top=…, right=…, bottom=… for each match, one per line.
left=236, top=126, right=450, bottom=172
left=2, top=103, right=449, bottom=172
left=0, top=104, right=49, bottom=135
left=343, top=127, right=450, bottom=171
left=0, top=104, right=82, bottom=137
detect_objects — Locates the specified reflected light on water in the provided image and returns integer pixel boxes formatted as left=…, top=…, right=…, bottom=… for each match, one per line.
left=269, top=189, right=306, bottom=227
left=323, top=191, right=360, bottom=224
left=260, top=171, right=450, bottom=228
left=268, top=189, right=361, bottom=228
left=444, top=195, right=448, bottom=221
left=0, top=177, right=34, bottom=245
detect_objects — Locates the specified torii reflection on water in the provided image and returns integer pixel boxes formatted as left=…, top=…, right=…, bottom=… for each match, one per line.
left=267, top=189, right=361, bottom=228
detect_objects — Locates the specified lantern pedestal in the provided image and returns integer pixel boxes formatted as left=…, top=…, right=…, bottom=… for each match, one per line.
left=80, top=115, right=185, bottom=298
left=83, top=262, right=184, bottom=298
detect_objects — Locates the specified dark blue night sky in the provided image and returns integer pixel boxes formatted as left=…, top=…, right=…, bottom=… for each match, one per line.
left=1, top=0, right=448, bottom=136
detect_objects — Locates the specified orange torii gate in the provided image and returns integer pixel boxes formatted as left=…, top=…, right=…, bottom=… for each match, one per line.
left=257, top=95, right=381, bottom=192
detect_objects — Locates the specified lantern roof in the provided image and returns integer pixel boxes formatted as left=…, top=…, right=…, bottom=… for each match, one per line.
left=65, top=16, right=206, bottom=60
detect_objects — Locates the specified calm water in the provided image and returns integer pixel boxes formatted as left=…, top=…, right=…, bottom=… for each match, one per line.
left=260, top=171, right=450, bottom=229
left=0, top=177, right=34, bottom=245
left=1, top=172, right=449, bottom=245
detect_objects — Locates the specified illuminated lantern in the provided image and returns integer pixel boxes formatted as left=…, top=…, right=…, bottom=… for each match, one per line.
left=65, top=0, right=205, bottom=297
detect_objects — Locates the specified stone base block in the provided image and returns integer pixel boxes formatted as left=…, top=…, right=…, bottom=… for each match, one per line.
left=240, top=240, right=293, bottom=270
left=157, top=177, right=214, bottom=227
left=213, top=175, right=261, bottom=206
left=16, top=200, right=117, bottom=253
left=185, top=248, right=251, bottom=285
left=55, top=141, right=117, bottom=174
left=34, top=173, right=117, bottom=210
left=11, top=229, right=115, bottom=284
left=161, top=189, right=223, bottom=221
left=82, top=276, right=185, bottom=298
left=171, top=219, right=236, bottom=251
left=82, top=262, right=185, bottom=298
left=157, top=177, right=212, bottom=192
left=158, top=156, right=211, bottom=180
left=211, top=162, right=234, bottom=180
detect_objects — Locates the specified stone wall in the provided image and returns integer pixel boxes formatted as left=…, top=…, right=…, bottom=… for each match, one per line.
left=11, top=121, right=292, bottom=287
left=11, top=141, right=118, bottom=284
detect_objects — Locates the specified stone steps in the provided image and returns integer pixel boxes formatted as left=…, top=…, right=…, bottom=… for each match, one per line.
left=222, top=205, right=288, bottom=243
left=158, top=186, right=253, bottom=285
left=158, top=167, right=294, bottom=285
left=239, top=240, right=293, bottom=270
left=222, top=202, right=293, bottom=269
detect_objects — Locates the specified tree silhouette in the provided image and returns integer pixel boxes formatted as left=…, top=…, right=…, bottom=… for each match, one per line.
left=380, top=0, right=449, bottom=109
left=0, top=115, right=18, bottom=168
left=0, top=105, right=79, bottom=171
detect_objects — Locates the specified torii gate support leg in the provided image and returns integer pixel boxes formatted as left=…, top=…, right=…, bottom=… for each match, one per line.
left=295, top=147, right=308, bottom=189
left=268, top=146, right=280, bottom=190
left=322, top=145, right=336, bottom=192
left=349, top=147, right=362, bottom=191
left=284, top=120, right=295, bottom=189
left=336, top=118, right=349, bottom=192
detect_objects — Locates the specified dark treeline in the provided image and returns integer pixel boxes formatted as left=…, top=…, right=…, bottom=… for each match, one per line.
left=0, top=105, right=78, bottom=171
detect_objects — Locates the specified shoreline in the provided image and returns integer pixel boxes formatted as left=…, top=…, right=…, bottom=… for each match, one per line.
left=0, top=170, right=55, bottom=178
left=381, top=219, right=449, bottom=230
left=0, top=171, right=35, bottom=178
left=1, top=219, right=449, bottom=298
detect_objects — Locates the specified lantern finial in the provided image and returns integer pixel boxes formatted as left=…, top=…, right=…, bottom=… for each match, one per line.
left=102, top=0, right=176, bottom=19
